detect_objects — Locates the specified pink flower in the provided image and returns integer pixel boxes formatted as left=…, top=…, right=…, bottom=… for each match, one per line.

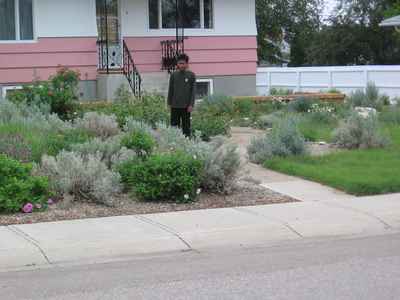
left=47, top=198, right=54, bottom=205
left=22, top=203, right=34, bottom=214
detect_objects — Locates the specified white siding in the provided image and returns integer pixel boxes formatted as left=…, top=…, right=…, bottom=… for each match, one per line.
left=257, top=66, right=400, bottom=99
left=121, top=0, right=257, bottom=37
left=35, top=0, right=98, bottom=38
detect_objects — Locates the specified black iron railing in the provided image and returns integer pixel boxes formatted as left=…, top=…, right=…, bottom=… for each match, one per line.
left=97, top=40, right=123, bottom=72
left=122, top=40, right=141, bottom=98
left=161, top=38, right=185, bottom=73
left=97, top=39, right=109, bottom=72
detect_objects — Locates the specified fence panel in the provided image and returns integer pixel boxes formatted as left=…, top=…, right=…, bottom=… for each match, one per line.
left=257, top=66, right=400, bottom=99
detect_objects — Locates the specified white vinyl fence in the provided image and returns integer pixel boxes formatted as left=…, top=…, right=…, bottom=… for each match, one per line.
left=257, top=65, right=400, bottom=99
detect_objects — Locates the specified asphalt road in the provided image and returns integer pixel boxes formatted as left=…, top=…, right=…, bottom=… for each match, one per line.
left=2, top=233, right=400, bottom=300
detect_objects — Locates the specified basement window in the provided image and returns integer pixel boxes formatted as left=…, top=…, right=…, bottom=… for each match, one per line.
left=196, top=78, right=213, bottom=99
left=2, top=85, right=23, bottom=99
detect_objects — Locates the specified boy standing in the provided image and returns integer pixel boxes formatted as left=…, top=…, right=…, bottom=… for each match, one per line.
left=167, top=53, right=196, bottom=137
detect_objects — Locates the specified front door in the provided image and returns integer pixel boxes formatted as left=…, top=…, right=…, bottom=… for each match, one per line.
left=96, top=0, right=122, bottom=70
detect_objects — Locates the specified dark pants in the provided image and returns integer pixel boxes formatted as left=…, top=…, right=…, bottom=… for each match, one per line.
left=171, top=107, right=191, bottom=137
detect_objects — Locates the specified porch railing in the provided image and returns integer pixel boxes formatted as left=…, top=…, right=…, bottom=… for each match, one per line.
left=161, top=39, right=185, bottom=73
left=122, top=40, right=142, bottom=98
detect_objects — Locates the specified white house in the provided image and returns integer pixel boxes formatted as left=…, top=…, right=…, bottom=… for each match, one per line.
left=0, top=0, right=258, bottom=100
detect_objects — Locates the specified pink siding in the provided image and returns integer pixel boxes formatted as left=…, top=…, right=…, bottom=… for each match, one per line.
left=125, top=36, right=258, bottom=76
left=0, top=37, right=98, bottom=84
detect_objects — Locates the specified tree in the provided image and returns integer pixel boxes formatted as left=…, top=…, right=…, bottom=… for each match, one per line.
left=256, top=0, right=323, bottom=65
left=304, top=0, right=400, bottom=66
left=384, top=0, right=400, bottom=17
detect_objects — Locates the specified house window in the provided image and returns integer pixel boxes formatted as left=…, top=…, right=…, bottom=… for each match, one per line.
left=196, top=78, right=213, bottom=99
left=149, top=0, right=213, bottom=29
left=2, top=85, right=23, bottom=99
left=0, top=0, right=34, bottom=41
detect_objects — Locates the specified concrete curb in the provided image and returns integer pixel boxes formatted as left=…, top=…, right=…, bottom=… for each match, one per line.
left=1, top=195, right=400, bottom=272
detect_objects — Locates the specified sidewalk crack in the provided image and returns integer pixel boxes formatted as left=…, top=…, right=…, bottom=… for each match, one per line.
left=134, top=215, right=196, bottom=253
left=7, top=226, right=52, bottom=265
left=320, top=202, right=393, bottom=230
left=233, top=207, right=304, bottom=238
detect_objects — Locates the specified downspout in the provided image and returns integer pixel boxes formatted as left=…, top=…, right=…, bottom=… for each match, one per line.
left=104, top=0, right=109, bottom=74
left=175, top=0, right=178, bottom=55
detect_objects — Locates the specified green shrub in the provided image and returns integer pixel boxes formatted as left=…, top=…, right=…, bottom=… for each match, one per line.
left=287, top=96, right=315, bottom=113
left=192, top=114, right=230, bottom=141
left=121, top=130, right=155, bottom=158
left=247, top=117, right=306, bottom=163
left=7, top=67, right=80, bottom=120
left=116, top=157, right=142, bottom=189
left=333, top=113, right=390, bottom=149
left=125, top=153, right=203, bottom=202
left=128, top=124, right=241, bottom=195
left=233, top=99, right=255, bottom=116
left=197, top=95, right=235, bottom=117
left=78, top=93, right=168, bottom=128
left=114, top=84, right=133, bottom=104
left=0, top=154, right=50, bottom=213
left=270, top=88, right=293, bottom=95
left=327, top=88, right=341, bottom=94
left=254, top=111, right=286, bottom=129
left=0, top=122, right=89, bottom=162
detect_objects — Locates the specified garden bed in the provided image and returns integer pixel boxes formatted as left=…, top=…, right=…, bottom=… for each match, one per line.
left=0, top=180, right=296, bottom=226
left=234, top=92, right=346, bottom=103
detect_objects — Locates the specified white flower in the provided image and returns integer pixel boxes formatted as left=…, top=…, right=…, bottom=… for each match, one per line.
left=184, top=194, right=190, bottom=200
left=197, top=188, right=202, bottom=195
left=193, top=155, right=197, bottom=160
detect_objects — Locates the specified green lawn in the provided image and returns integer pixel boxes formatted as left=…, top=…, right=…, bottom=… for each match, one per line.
left=265, top=126, right=400, bottom=196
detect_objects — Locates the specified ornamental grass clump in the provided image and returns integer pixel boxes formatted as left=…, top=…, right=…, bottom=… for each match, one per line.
left=346, top=82, right=389, bottom=111
left=333, top=113, right=390, bottom=149
left=38, top=151, right=122, bottom=206
left=254, top=111, right=286, bottom=129
left=0, top=154, right=50, bottom=213
left=248, top=117, right=306, bottom=164
left=75, top=112, right=120, bottom=139
left=201, top=139, right=241, bottom=194
left=71, top=135, right=125, bottom=168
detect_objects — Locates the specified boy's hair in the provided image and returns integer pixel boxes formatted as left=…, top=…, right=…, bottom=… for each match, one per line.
left=177, top=53, right=189, bottom=63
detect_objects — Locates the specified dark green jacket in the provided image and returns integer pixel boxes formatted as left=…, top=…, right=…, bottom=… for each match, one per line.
left=167, top=70, right=196, bottom=108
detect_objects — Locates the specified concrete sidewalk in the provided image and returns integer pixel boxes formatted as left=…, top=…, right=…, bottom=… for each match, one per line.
left=1, top=191, right=399, bottom=272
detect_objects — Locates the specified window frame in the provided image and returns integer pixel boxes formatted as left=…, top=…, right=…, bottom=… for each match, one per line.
left=148, top=0, right=214, bottom=31
left=195, top=78, right=214, bottom=100
left=0, top=0, right=36, bottom=43
left=1, top=85, right=23, bottom=99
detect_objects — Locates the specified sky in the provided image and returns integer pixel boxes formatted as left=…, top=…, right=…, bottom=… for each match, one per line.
left=323, top=0, right=337, bottom=19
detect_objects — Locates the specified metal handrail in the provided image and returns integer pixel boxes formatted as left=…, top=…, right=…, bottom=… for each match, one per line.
left=122, top=40, right=142, bottom=98
left=161, top=38, right=185, bottom=73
